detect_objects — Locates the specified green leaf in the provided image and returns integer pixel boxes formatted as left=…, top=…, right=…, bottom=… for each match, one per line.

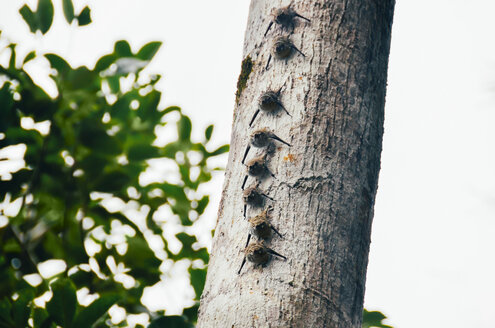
left=77, top=119, right=121, bottom=155
left=23, top=51, right=36, bottom=65
left=37, top=0, right=54, bottom=34
left=4, top=126, right=43, bottom=150
left=208, top=144, right=229, bottom=157
left=162, top=106, right=181, bottom=115
left=362, top=309, right=393, bottom=328
left=94, top=54, right=116, bottom=72
left=0, top=298, right=14, bottom=327
left=0, top=83, right=14, bottom=125
left=195, top=196, right=209, bottom=215
left=178, top=115, right=192, bottom=143
left=120, top=236, right=161, bottom=284
left=204, top=125, right=214, bottom=141
left=110, top=94, right=133, bottom=120
left=67, top=66, right=96, bottom=89
left=77, top=6, right=92, bottom=26
left=32, top=307, right=51, bottom=328
left=106, top=75, right=120, bottom=93
left=136, top=41, right=162, bottom=61
left=161, top=142, right=180, bottom=159
left=12, top=288, right=34, bottom=328
left=138, top=89, right=161, bottom=121
left=179, top=164, right=191, bottom=187
left=189, top=268, right=206, bottom=300
left=182, top=303, right=199, bottom=324
left=8, top=44, right=16, bottom=70
left=127, top=142, right=159, bottom=161
left=148, top=316, right=193, bottom=328
left=196, top=170, right=212, bottom=184
left=173, top=233, right=208, bottom=262
left=73, top=294, right=119, bottom=328
left=148, top=74, right=162, bottom=85
left=46, top=278, right=77, bottom=328
left=45, top=54, right=71, bottom=76
left=114, top=40, right=133, bottom=57
left=93, top=170, right=130, bottom=193
left=69, top=268, right=96, bottom=289
left=0, top=169, right=33, bottom=200
left=158, top=183, right=188, bottom=202
left=19, top=5, right=38, bottom=33
left=62, top=0, right=75, bottom=23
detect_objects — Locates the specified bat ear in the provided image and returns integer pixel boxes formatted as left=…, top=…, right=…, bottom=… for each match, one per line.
left=238, top=257, right=246, bottom=275
left=264, top=21, right=273, bottom=37
left=241, top=145, right=251, bottom=164
left=249, top=109, right=260, bottom=127
left=261, top=193, right=274, bottom=201
left=265, top=54, right=272, bottom=70
left=245, top=234, right=252, bottom=247
left=294, top=13, right=311, bottom=22
left=278, top=102, right=291, bottom=117
left=241, top=175, right=248, bottom=190
left=269, top=134, right=291, bottom=146
left=292, top=45, right=305, bottom=57
left=267, top=248, right=287, bottom=260
left=271, top=225, right=283, bottom=238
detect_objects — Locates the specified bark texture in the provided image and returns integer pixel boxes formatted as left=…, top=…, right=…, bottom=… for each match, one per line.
left=198, top=0, right=395, bottom=327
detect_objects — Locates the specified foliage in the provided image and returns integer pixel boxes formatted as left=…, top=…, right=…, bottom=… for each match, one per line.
left=20, top=0, right=90, bottom=34
left=362, top=309, right=393, bottom=328
left=0, top=1, right=228, bottom=327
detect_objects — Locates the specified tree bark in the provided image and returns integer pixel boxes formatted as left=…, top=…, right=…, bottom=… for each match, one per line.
left=198, top=0, right=395, bottom=327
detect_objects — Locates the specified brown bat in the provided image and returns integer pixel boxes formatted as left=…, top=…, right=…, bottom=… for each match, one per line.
left=244, top=206, right=283, bottom=247
left=264, top=5, right=311, bottom=37
left=242, top=128, right=291, bottom=164
left=249, top=87, right=291, bottom=127
left=238, top=241, right=286, bottom=274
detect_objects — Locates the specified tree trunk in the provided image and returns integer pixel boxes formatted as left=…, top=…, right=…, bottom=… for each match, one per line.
left=198, top=0, right=395, bottom=327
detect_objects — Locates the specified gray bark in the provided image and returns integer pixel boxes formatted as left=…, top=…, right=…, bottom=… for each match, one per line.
left=198, top=0, right=395, bottom=327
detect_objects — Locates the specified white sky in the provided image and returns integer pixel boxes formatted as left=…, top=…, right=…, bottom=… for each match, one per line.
left=1, top=1, right=495, bottom=327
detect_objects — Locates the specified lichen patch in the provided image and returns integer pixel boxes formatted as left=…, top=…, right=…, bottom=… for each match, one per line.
left=235, top=55, right=254, bottom=104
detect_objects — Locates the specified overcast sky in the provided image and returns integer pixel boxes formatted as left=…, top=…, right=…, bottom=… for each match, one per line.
left=1, top=1, right=495, bottom=327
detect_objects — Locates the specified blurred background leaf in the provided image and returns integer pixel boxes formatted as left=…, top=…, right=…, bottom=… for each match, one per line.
left=362, top=310, right=393, bottom=328
left=0, top=1, right=228, bottom=327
